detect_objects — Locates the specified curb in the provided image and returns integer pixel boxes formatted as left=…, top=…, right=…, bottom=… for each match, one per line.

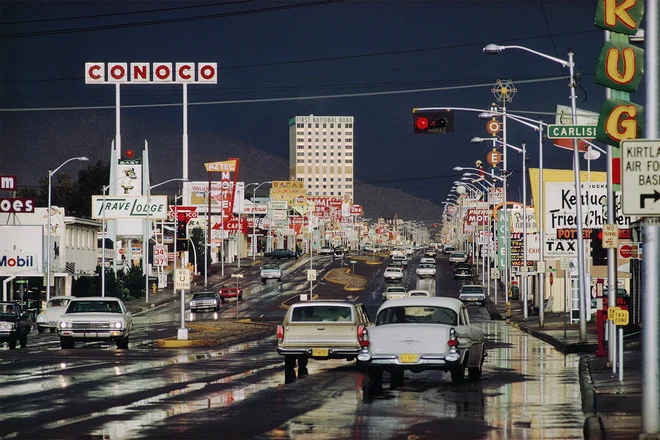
left=155, top=319, right=271, bottom=348
left=581, top=356, right=604, bottom=440
left=323, top=268, right=367, bottom=291
left=280, top=293, right=318, bottom=309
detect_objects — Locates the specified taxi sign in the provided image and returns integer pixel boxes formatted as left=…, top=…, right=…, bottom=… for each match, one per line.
left=621, top=139, right=660, bottom=216
left=612, top=309, right=629, bottom=326
left=607, top=306, right=621, bottom=321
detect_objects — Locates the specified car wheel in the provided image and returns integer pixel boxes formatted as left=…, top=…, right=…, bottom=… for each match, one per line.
left=390, top=370, right=404, bottom=389
left=116, top=336, right=129, bottom=349
left=8, top=339, right=17, bottom=349
left=38, top=326, right=44, bottom=334
left=60, top=337, right=74, bottom=349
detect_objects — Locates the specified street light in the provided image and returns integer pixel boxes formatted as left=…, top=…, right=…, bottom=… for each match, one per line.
left=47, top=156, right=88, bottom=300
left=484, top=42, right=590, bottom=342
left=250, top=181, right=272, bottom=261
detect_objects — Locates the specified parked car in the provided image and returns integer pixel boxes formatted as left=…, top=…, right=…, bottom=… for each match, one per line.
left=36, top=295, right=76, bottom=333
left=591, top=287, right=629, bottom=310
left=218, top=284, right=244, bottom=303
left=276, top=301, right=372, bottom=378
left=416, top=263, right=436, bottom=278
left=319, top=247, right=334, bottom=255
left=448, top=251, right=469, bottom=264
left=384, top=286, right=407, bottom=300
left=383, top=266, right=404, bottom=283
left=0, top=302, right=32, bottom=349
left=264, top=249, right=300, bottom=259
left=260, top=263, right=282, bottom=283
left=358, top=296, right=486, bottom=388
left=57, top=297, right=132, bottom=349
left=458, top=284, right=487, bottom=306
left=454, top=263, right=472, bottom=280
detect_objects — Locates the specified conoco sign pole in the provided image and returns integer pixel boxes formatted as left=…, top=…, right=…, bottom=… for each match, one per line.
left=115, top=84, right=121, bottom=156
left=642, top=0, right=659, bottom=434
left=183, top=83, right=188, bottom=181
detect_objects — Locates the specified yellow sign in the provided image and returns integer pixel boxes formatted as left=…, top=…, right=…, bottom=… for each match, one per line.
left=607, top=306, right=621, bottom=321
left=270, top=180, right=307, bottom=213
left=612, top=309, right=629, bottom=326
left=204, top=160, right=237, bottom=172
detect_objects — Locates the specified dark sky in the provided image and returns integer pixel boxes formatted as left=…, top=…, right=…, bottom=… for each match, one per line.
left=1, top=0, right=638, bottom=207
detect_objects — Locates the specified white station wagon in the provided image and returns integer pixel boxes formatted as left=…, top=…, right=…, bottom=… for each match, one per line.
left=358, top=297, right=485, bottom=388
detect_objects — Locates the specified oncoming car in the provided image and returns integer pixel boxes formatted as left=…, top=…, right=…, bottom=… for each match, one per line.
left=57, top=297, right=132, bottom=349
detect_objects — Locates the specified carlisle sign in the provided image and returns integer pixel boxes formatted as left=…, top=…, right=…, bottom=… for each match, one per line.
left=85, top=62, right=217, bottom=84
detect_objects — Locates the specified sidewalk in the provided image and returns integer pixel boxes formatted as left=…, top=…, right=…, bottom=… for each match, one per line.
left=483, top=275, right=644, bottom=439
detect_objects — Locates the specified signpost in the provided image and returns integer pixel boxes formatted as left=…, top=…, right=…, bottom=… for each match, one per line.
left=546, top=124, right=597, bottom=139
left=621, top=139, right=660, bottom=215
left=175, top=268, right=191, bottom=340
left=232, top=274, right=244, bottom=320
left=602, top=224, right=619, bottom=249
left=153, top=244, right=168, bottom=266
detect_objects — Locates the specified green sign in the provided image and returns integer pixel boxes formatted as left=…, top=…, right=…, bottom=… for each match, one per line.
left=546, top=124, right=597, bottom=139
left=15, top=280, right=28, bottom=284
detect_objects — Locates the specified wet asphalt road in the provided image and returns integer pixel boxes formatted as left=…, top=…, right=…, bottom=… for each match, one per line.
left=0, top=252, right=586, bottom=439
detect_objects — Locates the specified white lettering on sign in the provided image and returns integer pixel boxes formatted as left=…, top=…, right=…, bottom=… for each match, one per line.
left=85, top=62, right=217, bottom=84
left=296, top=116, right=354, bottom=124
left=91, top=195, right=168, bottom=219
left=0, top=198, right=35, bottom=213
left=621, top=139, right=660, bottom=216
left=0, top=176, right=17, bottom=190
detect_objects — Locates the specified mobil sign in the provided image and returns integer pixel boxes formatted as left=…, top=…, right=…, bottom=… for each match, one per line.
left=0, top=225, right=43, bottom=275
left=465, top=208, right=490, bottom=226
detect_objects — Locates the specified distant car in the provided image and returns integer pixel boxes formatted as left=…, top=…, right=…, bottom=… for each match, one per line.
left=454, top=263, right=472, bottom=280
left=218, top=284, right=244, bottom=303
left=358, top=297, right=486, bottom=387
left=443, top=244, right=455, bottom=255
left=384, top=266, right=404, bottom=283
left=384, top=286, right=407, bottom=300
left=260, top=263, right=282, bottom=282
left=57, top=297, right=132, bottom=349
left=424, top=248, right=437, bottom=258
left=416, top=263, right=436, bottom=278
left=0, top=302, right=32, bottom=349
left=333, top=248, right=345, bottom=260
left=319, top=247, right=334, bottom=255
left=363, top=244, right=374, bottom=252
left=458, top=285, right=486, bottom=306
left=448, top=251, right=469, bottom=264
left=190, top=291, right=221, bottom=312
left=391, top=254, right=408, bottom=266
left=405, top=247, right=414, bottom=255
left=265, top=249, right=300, bottom=259
left=419, top=257, right=436, bottom=265
left=36, top=295, right=76, bottom=334
left=408, top=290, right=431, bottom=297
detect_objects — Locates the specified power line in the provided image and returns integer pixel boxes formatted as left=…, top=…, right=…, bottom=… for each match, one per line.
left=0, top=75, right=568, bottom=112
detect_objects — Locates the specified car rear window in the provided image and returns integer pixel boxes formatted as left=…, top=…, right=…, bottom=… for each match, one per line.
left=419, top=264, right=435, bottom=268
left=291, top=306, right=353, bottom=322
left=376, top=306, right=457, bottom=326
left=451, top=252, right=466, bottom=257
left=387, top=287, right=406, bottom=293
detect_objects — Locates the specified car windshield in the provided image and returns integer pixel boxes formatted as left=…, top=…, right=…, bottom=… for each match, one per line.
left=220, top=284, right=237, bottom=289
left=376, top=306, right=457, bottom=326
left=451, top=252, right=466, bottom=258
left=0, top=304, right=19, bottom=316
left=194, top=292, right=217, bottom=299
left=67, top=301, right=122, bottom=313
left=263, top=264, right=279, bottom=269
left=291, top=305, right=353, bottom=322
left=47, top=298, right=71, bottom=308
left=461, top=286, right=484, bottom=293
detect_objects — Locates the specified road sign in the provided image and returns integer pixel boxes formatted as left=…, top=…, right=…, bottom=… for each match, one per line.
left=537, top=261, right=546, bottom=273
left=546, top=124, right=597, bottom=139
left=602, top=224, right=619, bottom=249
left=612, top=308, right=629, bottom=326
left=560, top=257, right=571, bottom=270
left=619, top=243, right=633, bottom=259
left=621, top=139, right=660, bottom=215
left=608, top=306, right=621, bottom=321
left=174, top=269, right=191, bottom=290
left=491, top=268, right=500, bottom=279
left=118, top=248, right=126, bottom=255
left=307, top=269, right=317, bottom=281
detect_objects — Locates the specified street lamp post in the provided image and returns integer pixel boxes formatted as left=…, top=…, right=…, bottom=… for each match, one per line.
left=47, top=156, right=88, bottom=301
left=483, top=43, right=589, bottom=340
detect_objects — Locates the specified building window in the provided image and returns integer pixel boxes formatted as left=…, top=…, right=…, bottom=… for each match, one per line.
left=346, top=123, right=353, bottom=128
left=315, top=123, right=319, bottom=128
left=297, top=123, right=303, bottom=128
left=346, top=160, right=353, bottom=163
left=330, top=192, right=334, bottom=195
left=323, top=159, right=326, bottom=163
left=297, top=152, right=304, bottom=156
left=346, top=184, right=353, bottom=189
left=346, top=138, right=352, bottom=142
left=322, top=138, right=327, bottom=143
left=307, top=123, right=312, bottom=128
left=297, top=159, right=304, bottom=163
left=346, top=145, right=353, bottom=149
left=323, top=152, right=326, bottom=156
left=315, top=178, right=319, bottom=181
left=338, top=159, right=342, bottom=163
left=308, top=138, right=312, bottom=142
left=323, top=178, right=327, bottom=181
left=345, top=152, right=352, bottom=156
left=338, top=152, right=342, bottom=156
left=323, top=185, right=327, bottom=189
left=323, top=123, right=326, bottom=128
left=346, top=177, right=353, bottom=182
left=338, top=123, right=342, bottom=128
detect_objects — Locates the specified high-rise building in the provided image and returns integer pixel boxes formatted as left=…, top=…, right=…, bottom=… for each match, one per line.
left=289, top=114, right=355, bottom=201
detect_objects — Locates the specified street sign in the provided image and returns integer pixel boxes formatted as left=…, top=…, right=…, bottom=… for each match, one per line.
left=546, top=124, right=597, bottom=139
left=491, top=268, right=500, bottom=279
left=307, top=269, right=317, bottom=281
left=619, top=243, right=633, bottom=259
left=612, top=308, right=629, bottom=326
left=560, top=257, right=571, bottom=270
left=153, top=244, right=168, bottom=266
left=621, top=139, right=660, bottom=216
left=537, top=261, right=546, bottom=273
left=118, top=248, right=126, bottom=255
left=608, top=306, right=621, bottom=321
left=174, top=269, right=191, bottom=290
left=602, top=224, right=619, bottom=249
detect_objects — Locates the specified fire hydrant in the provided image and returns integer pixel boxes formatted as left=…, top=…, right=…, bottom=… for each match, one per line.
left=152, top=283, right=157, bottom=295
left=505, top=301, right=511, bottom=319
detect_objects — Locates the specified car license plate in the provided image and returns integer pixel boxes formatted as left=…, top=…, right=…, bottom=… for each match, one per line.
left=312, top=348, right=329, bottom=357
left=399, top=353, right=418, bottom=363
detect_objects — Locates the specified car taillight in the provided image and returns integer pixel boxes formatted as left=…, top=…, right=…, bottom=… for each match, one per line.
left=358, top=325, right=369, bottom=347
left=447, top=327, right=459, bottom=347
left=277, top=325, right=284, bottom=343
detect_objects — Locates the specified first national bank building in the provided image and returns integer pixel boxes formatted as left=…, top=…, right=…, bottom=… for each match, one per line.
left=289, top=115, right=354, bottom=201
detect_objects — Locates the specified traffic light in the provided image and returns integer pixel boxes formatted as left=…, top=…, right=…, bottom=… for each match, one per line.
left=176, top=213, right=188, bottom=251
left=590, top=229, right=607, bottom=266
left=412, top=109, right=454, bottom=134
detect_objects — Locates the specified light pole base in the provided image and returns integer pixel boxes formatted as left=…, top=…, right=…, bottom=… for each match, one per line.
left=177, top=327, right=189, bottom=340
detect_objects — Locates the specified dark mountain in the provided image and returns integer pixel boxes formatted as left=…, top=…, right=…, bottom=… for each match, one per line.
left=0, top=111, right=443, bottom=222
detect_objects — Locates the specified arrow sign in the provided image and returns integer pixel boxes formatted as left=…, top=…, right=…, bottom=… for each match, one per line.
left=640, top=190, right=660, bottom=209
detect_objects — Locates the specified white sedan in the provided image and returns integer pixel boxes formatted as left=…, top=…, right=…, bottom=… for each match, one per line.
left=57, top=297, right=132, bottom=349
left=358, top=297, right=485, bottom=388
left=383, top=267, right=404, bottom=283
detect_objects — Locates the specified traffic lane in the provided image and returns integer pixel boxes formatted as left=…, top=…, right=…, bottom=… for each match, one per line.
left=1, top=323, right=584, bottom=439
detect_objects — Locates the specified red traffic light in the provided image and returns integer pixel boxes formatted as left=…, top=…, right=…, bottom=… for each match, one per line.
left=177, top=212, right=187, bottom=223
left=415, top=117, right=429, bottom=131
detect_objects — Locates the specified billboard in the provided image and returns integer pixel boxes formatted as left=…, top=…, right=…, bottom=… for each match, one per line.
left=270, top=180, right=307, bottom=214
left=92, top=195, right=168, bottom=220
left=0, top=225, right=43, bottom=275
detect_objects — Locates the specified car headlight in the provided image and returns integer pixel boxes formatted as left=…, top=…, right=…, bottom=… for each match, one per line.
left=59, top=321, right=72, bottom=329
left=37, top=314, right=46, bottom=322
left=0, top=321, right=15, bottom=331
left=110, top=321, right=122, bottom=329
